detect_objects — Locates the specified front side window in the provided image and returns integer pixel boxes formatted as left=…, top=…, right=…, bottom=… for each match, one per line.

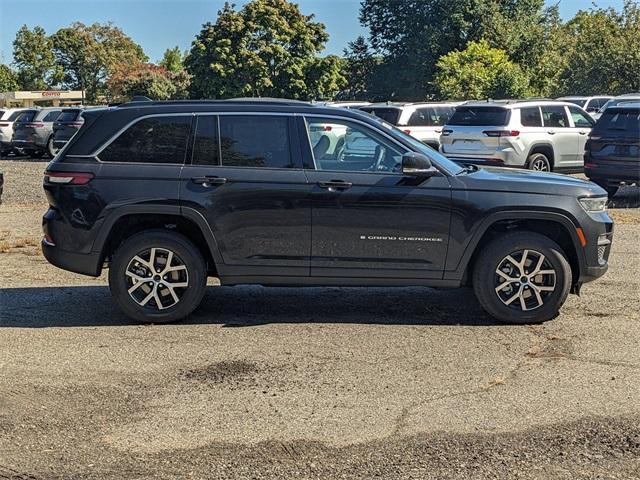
left=568, top=106, right=594, bottom=128
left=306, top=117, right=404, bottom=173
left=100, top=116, right=191, bottom=163
left=520, top=107, right=542, bottom=127
left=541, top=105, right=568, bottom=128
left=219, top=115, right=292, bottom=168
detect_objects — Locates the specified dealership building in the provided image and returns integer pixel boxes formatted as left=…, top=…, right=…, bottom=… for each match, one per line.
left=0, top=90, right=85, bottom=107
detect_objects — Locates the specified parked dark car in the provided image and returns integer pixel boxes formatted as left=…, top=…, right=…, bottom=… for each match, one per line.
left=585, top=103, right=640, bottom=197
left=42, top=98, right=612, bottom=325
left=11, top=107, right=62, bottom=158
left=52, top=108, right=84, bottom=154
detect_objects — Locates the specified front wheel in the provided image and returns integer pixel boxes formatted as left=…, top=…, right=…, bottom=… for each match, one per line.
left=109, top=230, right=207, bottom=323
left=472, top=232, right=571, bottom=324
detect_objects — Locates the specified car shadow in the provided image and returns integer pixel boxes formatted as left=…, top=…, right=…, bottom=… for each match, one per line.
left=0, top=285, right=502, bottom=328
left=608, top=185, right=640, bottom=209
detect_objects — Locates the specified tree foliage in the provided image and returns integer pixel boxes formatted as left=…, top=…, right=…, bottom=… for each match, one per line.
left=185, top=0, right=345, bottom=99
left=0, top=64, right=20, bottom=91
left=160, top=46, right=185, bottom=73
left=434, top=40, right=531, bottom=100
left=108, top=63, right=191, bottom=101
left=12, top=25, right=56, bottom=89
left=51, top=22, right=148, bottom=103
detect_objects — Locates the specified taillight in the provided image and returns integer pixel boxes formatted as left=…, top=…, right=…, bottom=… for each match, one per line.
left=70, top=122, right=84, bottom=128
left=403, top=129, right=411, bottom=135
left=0, top=123, right=9, bottom=127
left=483, top=130, right=520, bottom=137
left=25, top=122, right=44, bottom=128
left=441, top=129, right=453, bottom=136
left=590, top=135, right=601, bottom=140
left=584, top=162, right=598, bottom=168
left=44, top=171, right=94, bottom=185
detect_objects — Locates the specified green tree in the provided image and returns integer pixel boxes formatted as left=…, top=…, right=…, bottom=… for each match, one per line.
left=108, top=63, right=190, bottom=101
left=159, top=46, right=185, bottom=73
left=433, top=40, right=531, bottom=100
left=12, top=25, right=56, bottom=89
left=0, top=64, right=20, bottom=91
left=339, top=36, right=382, bottom=100
left=51, top=22, right=148, bottom=103
left=185, top=0, right=342, bottom=99
left=556, top=1, right=640, bottom=95
left=358, top=0, right=552, bottom=99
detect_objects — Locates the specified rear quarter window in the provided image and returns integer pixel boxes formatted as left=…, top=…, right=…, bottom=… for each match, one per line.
left=447, top=107, right=509, bottom=126
left=42, top=111, right=62, bottom=122
left=99, top=116, right=191, bottom=164
left=15, top=111, right=37, bottom=123
left=520, top=107, right=542, bottom=127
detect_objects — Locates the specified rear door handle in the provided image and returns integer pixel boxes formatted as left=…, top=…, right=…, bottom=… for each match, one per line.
left=191, top=176, right=227, bottom=186
left=547, top=130, right=556, bottom=135
left=318, top=180, right=352, bottom=191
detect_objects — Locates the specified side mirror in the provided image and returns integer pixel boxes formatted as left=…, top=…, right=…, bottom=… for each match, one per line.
left=402, top=152, right=438, bottom=178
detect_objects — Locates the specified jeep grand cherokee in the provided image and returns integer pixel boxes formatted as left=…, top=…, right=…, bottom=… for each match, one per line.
left=42, top=98, right=613, bottom=324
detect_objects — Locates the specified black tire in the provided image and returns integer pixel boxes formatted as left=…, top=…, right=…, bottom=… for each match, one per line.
left=526, top=152, right=551, bottom=172
left=472, top=232, right=571, bottom=324
left=28, top=150, right=44, bottom=159
left=47, top=136, right=57, bottom=158
left=109, top=230, right=207, bottom=323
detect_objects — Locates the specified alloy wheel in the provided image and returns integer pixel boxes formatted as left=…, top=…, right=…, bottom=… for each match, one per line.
left=530, top=156, right=549, bottom=171
left=494, top=249, right=556, bottom=311
left=125, top=247, right=189, bottom=310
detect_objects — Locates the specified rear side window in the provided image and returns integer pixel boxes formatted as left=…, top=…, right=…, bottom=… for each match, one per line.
left=15, top=111, right=36, bottom=123
left=100, top=116, right=191, bottom=163
left=407, top=107, right=454, bottom=127
left=42, top=111, right=62, bottom=122
left=219, top=115, right=292, bottom=168
left=57, top=110, right=81, bottom=122
left=359, top=107, right=402, bottom=125
left=520, top=107, right=542, bottom=127
left=541, top=105, right=568, bottom=128
left=192, top=115, right=219, bottom=166
left=594, top=110, right=640, bottom=135
left=448, top=107, right=509, bottom=126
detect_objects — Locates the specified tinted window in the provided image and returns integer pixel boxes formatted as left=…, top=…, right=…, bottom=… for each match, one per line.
left=42, top=111, right=61, bottom=122
left=448, top=107, right=509, bottom=126
left=192, top=115, right=219, bottom=166
left=568, top=106, right=593, bottom=128
left=8, top=111, right=28, bottom=121
left=57, top=110, right=82, bottom=122
left=15, top=111, right=36, bottom=123
left=408, top=109, right=430, bottom=126
left=358, top=107, right=402, bottom=125
left=100, top=116, right=191, bottom=163
left=594, top=109, right=640, bottom=136
left=541, top=105, right=568, bottom=128
left=220, top=115, right=292, bottom=168
left=306, top=117, right=403, bottom=173
left=408, top=107, right=454, bottom=127
left=520, top=107, right=542, bottom=127
left=0, top=110, right=5, bottom=119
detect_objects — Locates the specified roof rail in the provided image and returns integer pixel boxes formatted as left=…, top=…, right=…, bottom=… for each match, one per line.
left=115, top=97, right=313, bottom=108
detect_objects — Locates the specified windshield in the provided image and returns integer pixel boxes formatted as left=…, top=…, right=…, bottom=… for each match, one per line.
left=599, top=98, right=640, bottom=113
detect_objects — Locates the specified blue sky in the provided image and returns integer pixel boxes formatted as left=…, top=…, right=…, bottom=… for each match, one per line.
left=0, top=0, right=627, bottom=64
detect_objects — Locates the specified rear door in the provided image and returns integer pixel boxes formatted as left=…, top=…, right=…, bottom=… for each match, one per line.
left=540, top=105, right=575, bottom=167
left=180, top=113, right=312, bottom=278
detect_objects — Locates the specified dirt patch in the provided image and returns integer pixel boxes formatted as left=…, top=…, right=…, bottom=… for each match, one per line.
left=179, top=360, right=261, bottom=388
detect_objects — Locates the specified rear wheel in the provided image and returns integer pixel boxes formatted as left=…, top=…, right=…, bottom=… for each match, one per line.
left=47, top=136, right=57, bottom=157
left=28, top=150, right=44, bottom=159
left=526, top=153, right=551, bottom=172
left=109, top=230, right=207, bottom=323
left=472, top=232, right=571, bottom=324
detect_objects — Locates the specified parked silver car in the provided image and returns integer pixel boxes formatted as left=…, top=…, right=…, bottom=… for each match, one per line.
left=11, top=107, right=62, bottom=158
left=0, top=108, right=29, bottom=156
left=439, top=100, right=595, bottom=172
left=358, top=102, right=458, bottom=150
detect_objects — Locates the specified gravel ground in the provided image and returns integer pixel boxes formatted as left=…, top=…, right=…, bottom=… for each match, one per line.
left=1, top=157, right=639, bottom=479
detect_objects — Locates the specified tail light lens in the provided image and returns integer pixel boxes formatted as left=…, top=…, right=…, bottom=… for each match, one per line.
left=44, top=171, right=94, bottom=185
left=483, top=130, right=520, bottom=137
left=25, top=122, right=44, bottom=128
left=403, top=129, right=412, bottom=135
left=70, top=122, right=84, bottom=128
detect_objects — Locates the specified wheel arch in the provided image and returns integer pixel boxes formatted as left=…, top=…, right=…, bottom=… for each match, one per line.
left=92, top=205, right=223, bottom=276
left=526, top=143, right=555, bottom=169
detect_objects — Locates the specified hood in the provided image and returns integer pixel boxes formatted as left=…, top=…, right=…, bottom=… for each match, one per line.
left=458, top=166, right=607, bottom=197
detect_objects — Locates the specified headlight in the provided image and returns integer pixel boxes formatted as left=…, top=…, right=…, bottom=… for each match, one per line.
left=579, top=196, right=607, bottom=212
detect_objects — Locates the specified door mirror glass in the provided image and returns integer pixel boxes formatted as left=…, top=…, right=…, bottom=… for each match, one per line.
left=402, top=152, right=437, bottom=177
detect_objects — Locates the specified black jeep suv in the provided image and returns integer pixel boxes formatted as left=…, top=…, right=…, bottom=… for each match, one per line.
left=42, top=98, right=613, bottom=324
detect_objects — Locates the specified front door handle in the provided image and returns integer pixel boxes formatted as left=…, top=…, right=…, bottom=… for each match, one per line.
left=318, top=180, right=353, bottom=191
left=191, top=176, right=227, bottom=186
left=578, top=131, right=588, bottom=135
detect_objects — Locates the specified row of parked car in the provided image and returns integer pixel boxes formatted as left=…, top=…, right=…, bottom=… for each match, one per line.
left=0, top=106, right=85, bottom=158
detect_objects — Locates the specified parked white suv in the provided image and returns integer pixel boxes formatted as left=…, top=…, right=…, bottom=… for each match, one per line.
left=439, top=100, right=595, bottom=172
left=0, top=107, right=29, bottom=156
left=358, top=102, right=458, bottom=150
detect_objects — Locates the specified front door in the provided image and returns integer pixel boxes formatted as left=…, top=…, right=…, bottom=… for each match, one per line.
left=567, top=105, right=595, bottom=166
left=180, top=114, right=312, bottom=278
left=301, top=116, right=451, bottom=279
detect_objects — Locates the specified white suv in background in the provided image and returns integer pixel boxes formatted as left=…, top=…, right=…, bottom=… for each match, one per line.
left=439, top=100, right=595, bottom=172
left=0, top=107, right=29, bottom=156
left=556, top=96, right=612, bottom=116
left=357, top=102, right=458, bottom=150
